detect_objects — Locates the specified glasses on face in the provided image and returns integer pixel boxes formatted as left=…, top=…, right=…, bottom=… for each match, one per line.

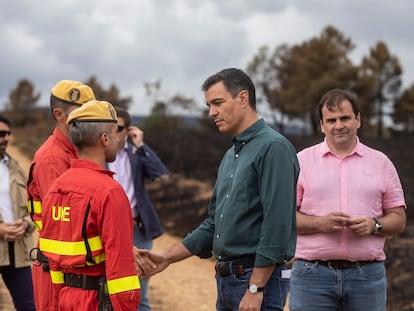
left=117, top=125, right=126, bottom=133
left=0, top=130, right=11, bottom=138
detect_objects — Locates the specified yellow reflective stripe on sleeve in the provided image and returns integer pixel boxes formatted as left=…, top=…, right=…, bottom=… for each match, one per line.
left=50, top=270, right=65, bottom=285
left=34, top=221, right=42, bottom=231
left=107, top=275, right=140, bottom=294
left=39, top=236, right=103, bottom=256
left=86, top=253, right=106, bottom=265
left=27, top=200, right=42, bottom=214
left=27, top=201, right=33, bottom=213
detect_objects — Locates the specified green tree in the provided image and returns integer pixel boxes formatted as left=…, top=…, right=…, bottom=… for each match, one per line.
left=84, top=76, right=132, bottom=109
left=393, top=84, right=414, bottom=135
left=356, top=41, right=402, bottom=138
left=5, top=79, right=41, bottom=125
left=247, top=25, right=357, bottom=134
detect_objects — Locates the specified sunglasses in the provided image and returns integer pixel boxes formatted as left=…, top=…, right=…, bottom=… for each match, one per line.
left=0, top=130, right=11, bottom=138
left=117, top=125, right=126, bottom=133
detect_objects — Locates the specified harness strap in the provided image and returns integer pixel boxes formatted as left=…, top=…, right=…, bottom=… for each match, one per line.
left=82, top=201, right=95, bottom=264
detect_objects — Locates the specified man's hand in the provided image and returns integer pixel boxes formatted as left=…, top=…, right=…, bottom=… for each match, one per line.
left=297, top=211, right=351, bottom=235
left=239, top=290, right=263, bottom=311
left=128, top=126, right=144, bottom=148
left=138, top=249, right=171, bottom=276
left=347, top=217, right=375, bottom=236
left=0, top=220, right=26, bottom=241
left=133, top=247, right=157, bottom=280
left=133, top=247, right=170, bottom=280
left=134, top=241, right=193, bottom=280
left=319, top=212, right=351, bottom=233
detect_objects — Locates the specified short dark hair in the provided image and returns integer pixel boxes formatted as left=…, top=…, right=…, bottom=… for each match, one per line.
left=50, top=96, right=74, bottom=118
left=113, top=106, right=131, bottom=127
left=318, top=88, right=360, bottom=120
left=0, top=115, right=11, bottom=126
left=202, top=68, right=256, bottom=110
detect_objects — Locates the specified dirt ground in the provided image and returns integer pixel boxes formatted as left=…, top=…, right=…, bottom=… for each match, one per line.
left=148, top=235, right=217, bottom=310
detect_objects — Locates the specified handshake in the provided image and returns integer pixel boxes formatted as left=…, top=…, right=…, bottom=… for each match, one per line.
left=133, top=247, right=169, bottom=280
left=132, top=241, right=192, bottom=280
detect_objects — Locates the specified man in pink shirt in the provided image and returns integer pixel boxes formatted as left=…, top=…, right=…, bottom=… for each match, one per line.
left=289, top=88, right=406, bottom=311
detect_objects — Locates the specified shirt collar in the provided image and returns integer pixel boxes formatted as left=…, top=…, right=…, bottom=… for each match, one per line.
left=53, top=128, right=79, bottom=156
left=121, top=140, right=129, bottom=153
left=321, top=136, right=364, bottom=157
left=233, top=118, right=265, bottom=143
left=0, top=153, right=9, bottom=165
left=71, top=159, right=115, bottom=177
left=233, top=119, right=265, bottom=153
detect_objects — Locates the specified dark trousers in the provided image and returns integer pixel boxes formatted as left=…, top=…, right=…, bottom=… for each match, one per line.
left=0, top=242, right=36, bottom=311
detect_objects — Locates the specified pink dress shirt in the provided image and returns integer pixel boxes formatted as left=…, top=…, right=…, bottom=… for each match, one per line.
left=295, top=138, right=406, bottom=261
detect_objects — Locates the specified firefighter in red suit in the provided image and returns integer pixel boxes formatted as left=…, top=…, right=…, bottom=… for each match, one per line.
left=26, top=80, right=96, bottom=311
left=39, top=100, right=140, bottom=310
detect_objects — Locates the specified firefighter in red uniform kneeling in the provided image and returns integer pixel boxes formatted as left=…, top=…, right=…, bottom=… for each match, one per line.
left=39, top=100, right=140, bottom=310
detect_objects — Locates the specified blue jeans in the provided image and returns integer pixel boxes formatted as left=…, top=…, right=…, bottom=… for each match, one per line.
left=289, top=260, right=386, bottom=311
left=134, top=225, right=153, bottom=311
left=1, top=266, right=35, bottom=311
left=215, top=264, right=289, bottom=311
left=0, top=242, right=35, bottom=311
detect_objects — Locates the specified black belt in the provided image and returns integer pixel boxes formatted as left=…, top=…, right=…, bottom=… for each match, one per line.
left=304, top=259, right=381, bottom=269
left=64, top=273, right=102, bottom=290
left=215, top=255, right=255, bottom=276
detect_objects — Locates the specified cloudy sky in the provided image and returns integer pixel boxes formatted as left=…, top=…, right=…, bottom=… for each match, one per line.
left=1, top=0, right=413, bottom=116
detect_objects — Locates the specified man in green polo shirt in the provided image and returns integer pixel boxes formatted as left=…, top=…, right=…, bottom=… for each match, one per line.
left=139, top=68, right=299, bottom=310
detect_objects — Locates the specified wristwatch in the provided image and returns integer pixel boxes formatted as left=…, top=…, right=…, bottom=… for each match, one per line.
left=373, top=218, right=383, bottom=234
left=248, top=284, right=264, bottom=294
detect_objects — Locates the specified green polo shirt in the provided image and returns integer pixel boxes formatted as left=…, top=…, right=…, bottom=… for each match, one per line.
left=182, top=119, right=299, bottom=266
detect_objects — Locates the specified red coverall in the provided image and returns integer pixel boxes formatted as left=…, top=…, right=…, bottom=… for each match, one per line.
left=39, top=159, right=140, bottom=310
left=27, top=128, right=79, bottom=311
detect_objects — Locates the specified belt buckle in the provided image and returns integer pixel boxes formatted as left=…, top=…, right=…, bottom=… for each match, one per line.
left=327, top=260, right=356, bottom=269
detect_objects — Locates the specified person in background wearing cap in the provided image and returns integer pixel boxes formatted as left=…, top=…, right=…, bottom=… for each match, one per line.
left=26, top=80, right=95, bottom=311
left=108, top=106, right=168, bottom=311
left=39, top=100, right=140, bottom=310
left=0, top=115, right=36, bottom=311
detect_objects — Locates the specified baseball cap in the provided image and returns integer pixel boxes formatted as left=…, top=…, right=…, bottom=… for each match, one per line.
left=51, top=80, right=95, bottom=106
left=67, top=100, right=117, bottom=125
